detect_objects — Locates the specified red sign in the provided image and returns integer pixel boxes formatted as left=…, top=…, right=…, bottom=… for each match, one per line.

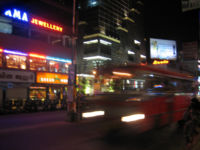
left=31, top=18, right=63, bottom=32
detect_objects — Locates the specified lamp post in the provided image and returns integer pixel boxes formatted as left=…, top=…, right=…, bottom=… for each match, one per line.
left=66, top=0, right=78, bottom=122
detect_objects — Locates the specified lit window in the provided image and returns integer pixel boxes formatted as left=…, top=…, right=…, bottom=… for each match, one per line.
left=29, top=87, right=46, bottom=101
left=6, top=54, right=26, bottom=69
left=29, top=58, right=47, bottom=71
left=0, top=22, right=12, bottom=34
left=88, top=0, right=98, bottom=7
left=49, top=61, right=59, bottom=72
left=49, top=61, right=69, bottom=73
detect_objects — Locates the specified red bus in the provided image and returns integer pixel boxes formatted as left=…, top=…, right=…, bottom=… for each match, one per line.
left=79, top=64, right=195, bottom=133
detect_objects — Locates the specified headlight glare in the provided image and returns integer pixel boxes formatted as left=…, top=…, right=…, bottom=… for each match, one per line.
left=121, top=114, right=145, bottom=122
left=82, top=110, right=105, bottom=118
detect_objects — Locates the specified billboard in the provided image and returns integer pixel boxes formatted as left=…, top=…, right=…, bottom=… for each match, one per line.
left=36, top=72, right=68, bottom=84
left=0, top=69, right=35, bottom=83
left=150, top=38, right=177, bottom=60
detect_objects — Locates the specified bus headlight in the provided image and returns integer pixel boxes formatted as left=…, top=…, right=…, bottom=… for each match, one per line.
left=82, top=110, right=105, bottom=118
left=121, top=114, right=145, bottom=122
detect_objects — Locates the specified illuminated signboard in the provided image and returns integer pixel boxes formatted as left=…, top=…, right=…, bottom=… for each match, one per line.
left=4, top=9, right=28, bottom=22
left=3, top=8, right=63, bottom=32
left=150, top=38, right=177, bottom=60
left=31, top=18, right=63, bottom=32
left=153, top=60, right=169, bottom=65
left=37, top=72, right=68, bottom=84
left=0, top=69, right=35, bottom=83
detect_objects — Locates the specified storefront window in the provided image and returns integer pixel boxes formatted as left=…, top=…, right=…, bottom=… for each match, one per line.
left=30, top=58, right=47, bottom=71
left=6, top=54, right=26, bottom=69
left=29, top=87, right=46, bottom=101
left=49, top=61, right=69, bottom=73
left=49, top=87, right=63, bottom=100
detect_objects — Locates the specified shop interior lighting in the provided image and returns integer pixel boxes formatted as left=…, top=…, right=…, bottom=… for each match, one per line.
left=140, top=55, right=146, bottom=59
left=77, top=74, right=95, bottom=78
left=100, top=39, right=112, bottom=45
left=149, top=74, right=154, bottom=77
left=134, top=40, right=141, bottom=45
left=128, top=50, right=135, bottom=55
left=21, top=64, right=26, bottom=70
left=83, top=39, right=98, bottom=44
left=92, top=70, right=96, bottom=75
left=46, top=56, right=72, bottom=63
left=112, top=71, right=132, bottom=77
left=29, top=53, right=46, bottom=59
left=121, top=114, right=145, bottom=122
left=83, top=56, right=111, bottom=60
left=4, top=49, right=28, bottom=56
left=30, top=87, right=46, bottom=89
left=49, top=61, right=55, bottom=65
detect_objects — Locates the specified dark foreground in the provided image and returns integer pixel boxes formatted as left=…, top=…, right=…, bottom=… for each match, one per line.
left=0, top=111, right=200, bottom=150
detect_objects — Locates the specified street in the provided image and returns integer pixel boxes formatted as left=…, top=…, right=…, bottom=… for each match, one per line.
left=0, top=111, right=200, bottom=150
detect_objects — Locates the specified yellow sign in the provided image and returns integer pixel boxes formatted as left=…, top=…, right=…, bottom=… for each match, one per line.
left=36, top=72, right=68, bottom=84
left=153, top=60, right=169, bottom=65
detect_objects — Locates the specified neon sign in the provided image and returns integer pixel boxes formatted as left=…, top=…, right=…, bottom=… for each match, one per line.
left=4, top=49, right=28, bottom=56
left=46, top=56, right=71, bottom=63
left=153, top=60, right=169, bottom=65
left=4, top=9, right=28, bottom=22
left=31, top=18, right=63, bottom=32
left=3, top=8, right=63, bottom=32
left=0, top=48, right=72, bottom=63
left=29, top=53, right=46, bottom=59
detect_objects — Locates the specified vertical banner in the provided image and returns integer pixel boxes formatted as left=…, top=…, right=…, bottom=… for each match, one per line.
left=68, top=64, right=76, bottom=85
left=67, top=64, right=76, bottom=102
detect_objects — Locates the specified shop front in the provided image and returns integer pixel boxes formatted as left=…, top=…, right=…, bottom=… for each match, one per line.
left=0, top=69, right=35, bottom=111
left=29, top=72, right=68, bottom=110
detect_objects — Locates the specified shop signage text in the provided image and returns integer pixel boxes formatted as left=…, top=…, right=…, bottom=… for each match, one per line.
left=153, top=60, right=169, bottom=65
left=0, top=70, right=35, bottom=83
left=31, top=18, right=63, bottom=32
left=37, top=72, right=68, bottom=84
left=3, top=8, right=63, bottom=32
left=4, top=9, right=28, bottom=22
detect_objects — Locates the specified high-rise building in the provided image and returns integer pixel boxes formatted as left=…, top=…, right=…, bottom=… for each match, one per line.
left=77, top=0, right=145, bottom=74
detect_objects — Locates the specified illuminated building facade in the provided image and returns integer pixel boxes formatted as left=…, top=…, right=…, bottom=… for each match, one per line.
left=0, top=1, right=73, bottom=112
left=77, top=0, right=146, bottom=74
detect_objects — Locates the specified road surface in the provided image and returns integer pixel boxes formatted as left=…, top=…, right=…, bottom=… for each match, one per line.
left=0, top=111, right=199, bottom=150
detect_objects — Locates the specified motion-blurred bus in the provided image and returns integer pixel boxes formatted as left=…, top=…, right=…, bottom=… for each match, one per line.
left=79, top=64, right=195, bottom=133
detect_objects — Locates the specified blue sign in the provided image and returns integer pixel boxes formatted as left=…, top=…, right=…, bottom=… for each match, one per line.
left=4, top=9, right=28, bottom=22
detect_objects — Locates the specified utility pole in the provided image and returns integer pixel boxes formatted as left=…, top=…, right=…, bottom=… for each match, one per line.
left=66, top=0, right=77, bottom=122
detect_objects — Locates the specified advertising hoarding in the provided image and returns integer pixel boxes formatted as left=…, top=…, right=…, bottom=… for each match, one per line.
left=150, top=38, right=177, bottom=60
left=36, top=72, right=68, bottom=84
left=0, top=69, right=35, bottom=83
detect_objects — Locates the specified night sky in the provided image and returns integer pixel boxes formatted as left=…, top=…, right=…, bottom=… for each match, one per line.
left=0, top=0, right=198, bottom=41
left=144, top=0, right=199, bottom=42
